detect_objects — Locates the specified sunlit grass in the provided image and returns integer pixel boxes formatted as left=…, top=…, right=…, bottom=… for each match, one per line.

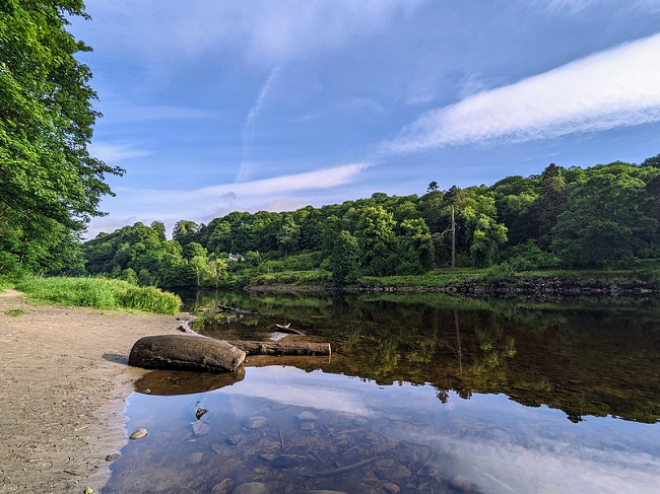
left=16, top=277, right=181, bottom=315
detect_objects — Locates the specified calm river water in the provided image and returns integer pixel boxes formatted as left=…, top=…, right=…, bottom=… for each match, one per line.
left=105, top=290, right=660, bottom=494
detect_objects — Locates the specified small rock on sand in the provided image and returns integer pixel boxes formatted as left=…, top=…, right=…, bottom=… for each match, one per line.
left=129, top=428, right=147, bottom=440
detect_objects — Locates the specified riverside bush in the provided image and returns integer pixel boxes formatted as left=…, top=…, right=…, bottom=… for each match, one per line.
left=16, top=277, right=181, bottom=314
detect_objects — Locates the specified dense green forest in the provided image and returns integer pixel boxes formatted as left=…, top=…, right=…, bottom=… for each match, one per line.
left=80, top=156, right=660, bottom=288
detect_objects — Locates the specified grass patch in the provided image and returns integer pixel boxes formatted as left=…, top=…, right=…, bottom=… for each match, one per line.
left=359, top=268, right=492, bottom=288
left=16, top=277, right=181, bottom=315
left=3, top=308, right=27, bottom=317
left=246, top=270, right=332, bottom=287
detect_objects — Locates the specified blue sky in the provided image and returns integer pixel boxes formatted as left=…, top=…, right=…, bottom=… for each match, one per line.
left=70, top=0, right=660, bottom=237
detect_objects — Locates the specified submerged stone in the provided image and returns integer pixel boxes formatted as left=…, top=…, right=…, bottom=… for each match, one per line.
left=306, top=491, right=348, bottom=494
left=192, top=421, right=210, bottom=436
left=296, top=411, right=318, bottom=421
left=233, top=482, right=267, bottom=494
left=451, top=476, right=473, bottom=492
left=188, top=451, right=204, bottom=465
left=211, top=478, right=233, bottom=493
left=244, top=416, right=267, bottom=430
left=227, top=434, right=245, bottom=446
left=272, top=454, right=307, bottom=469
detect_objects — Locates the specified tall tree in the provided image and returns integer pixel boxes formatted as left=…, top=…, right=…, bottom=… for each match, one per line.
left=172, top=220, right=200, bottom=247
left=0, top=0, right=123, bottom=275
left=398, top=218, right=435, bottom=272
left=531, top=164, right=568, bottom=250
left=355, top=206, right=397, bottom=276
left=328, top=230, right=361, bottom=285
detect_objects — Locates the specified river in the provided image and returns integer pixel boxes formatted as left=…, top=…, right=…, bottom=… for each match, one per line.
left=104, top=290, right=660, bottom=493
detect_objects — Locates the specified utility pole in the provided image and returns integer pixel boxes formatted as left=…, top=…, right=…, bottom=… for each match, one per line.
left=451, top=205, right=456, bottom=269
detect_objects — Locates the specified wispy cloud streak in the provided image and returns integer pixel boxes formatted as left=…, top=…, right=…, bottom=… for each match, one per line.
left=384, top=32, right=660, bottom=154
left=88, top=142, right=151, bottom=163
left=237, top=66, right=283, bottom=182
left=130, top=162, right=370, bottom=205
left=529, top=0, right=660, bottom=15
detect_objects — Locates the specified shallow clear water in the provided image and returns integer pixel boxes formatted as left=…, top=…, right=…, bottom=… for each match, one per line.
left=105, top=291, right=660, bottom=494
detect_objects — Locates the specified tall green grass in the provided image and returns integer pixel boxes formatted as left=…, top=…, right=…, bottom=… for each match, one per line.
left=16, top=277, right=181, bottom=315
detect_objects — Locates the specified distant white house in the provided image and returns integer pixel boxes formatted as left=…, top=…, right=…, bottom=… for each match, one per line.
left=227, top=253, right=244, bottom=262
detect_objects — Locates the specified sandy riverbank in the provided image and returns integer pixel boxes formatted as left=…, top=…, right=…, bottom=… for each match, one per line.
left=0, top=290, right=183, bottom=493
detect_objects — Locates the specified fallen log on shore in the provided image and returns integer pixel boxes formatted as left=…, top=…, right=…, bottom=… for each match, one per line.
left=129, top=335, right=246, bottom=372
left=128, top=335, right=331, bottom=373
left=227, top=340, right=331, bottom=356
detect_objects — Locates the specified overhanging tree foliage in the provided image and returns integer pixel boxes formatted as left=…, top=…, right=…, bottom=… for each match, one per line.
left=0, top=0, right=122, bottom=275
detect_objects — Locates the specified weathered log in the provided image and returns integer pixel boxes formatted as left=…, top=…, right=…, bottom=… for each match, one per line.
left=226, top=340, right=331, bottom=356
left=129, top=335, right=246, bottom=372
left=244, top=355, right=331, bottom=368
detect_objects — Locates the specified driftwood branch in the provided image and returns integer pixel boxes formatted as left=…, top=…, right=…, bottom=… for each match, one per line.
left=226, top=341, right=331, bottom=356
left=274, top=323, right=305, bottom=336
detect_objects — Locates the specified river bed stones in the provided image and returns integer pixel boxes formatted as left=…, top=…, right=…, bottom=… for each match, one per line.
left=112, top=403, right=466, bottom=494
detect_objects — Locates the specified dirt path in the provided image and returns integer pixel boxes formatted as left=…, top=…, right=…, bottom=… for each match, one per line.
left=0, top=291, right=185, bottom=493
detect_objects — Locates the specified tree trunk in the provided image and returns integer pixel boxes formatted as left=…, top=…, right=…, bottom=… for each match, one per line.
left=226, top=341, right=331, bottom=356
left=129, top=335, right=246, bottom=372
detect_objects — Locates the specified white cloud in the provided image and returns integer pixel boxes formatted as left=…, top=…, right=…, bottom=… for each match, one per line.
left=528, top=0, right=660, bottom=15
left=85, top=163, right=371, bottom=238
left=101, top=105, right=220, bottom=124
left=88, top=142, right=151, bottom=163
left=292, top=97, right=387, bottom=123
left=415, top=424, right=660, bottom=494
left=127, top=162, right=370, bottom=204
left=83, top=1, right=427, bottom=67
left=383, top=32, right=660, bottom=154
left=533, top=0, right=601, bottom=14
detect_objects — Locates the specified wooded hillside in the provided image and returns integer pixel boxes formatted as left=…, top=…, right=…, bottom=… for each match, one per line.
left=80, top=157, right=660, bottom=287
